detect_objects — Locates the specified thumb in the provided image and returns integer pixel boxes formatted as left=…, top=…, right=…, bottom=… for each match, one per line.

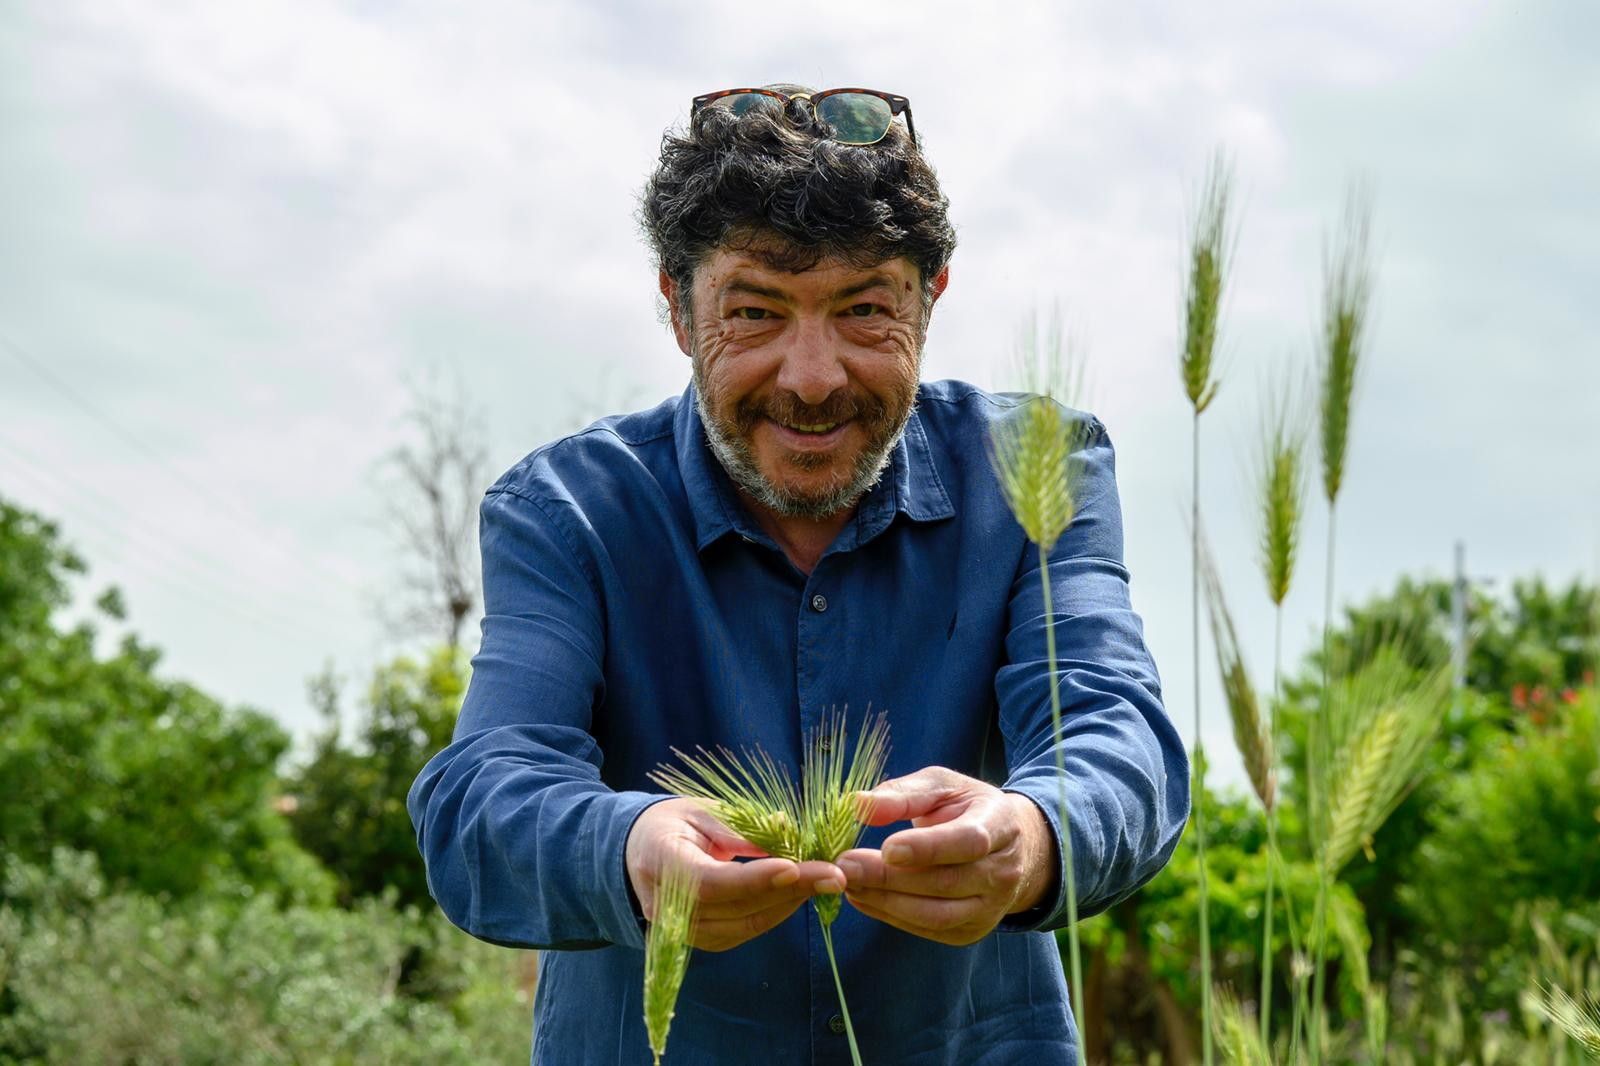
left=856, top=768, right=962, bottom=827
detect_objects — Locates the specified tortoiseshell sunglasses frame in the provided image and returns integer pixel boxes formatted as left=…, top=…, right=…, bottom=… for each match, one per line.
left=690, top=87, right=917, bottom=148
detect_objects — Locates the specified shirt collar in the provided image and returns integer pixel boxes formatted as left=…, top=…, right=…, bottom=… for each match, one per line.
left=674, top=383, right=955, bottom=555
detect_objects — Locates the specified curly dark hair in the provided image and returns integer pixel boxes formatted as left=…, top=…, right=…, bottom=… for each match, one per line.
left=639, top=84, right=957, bottom=324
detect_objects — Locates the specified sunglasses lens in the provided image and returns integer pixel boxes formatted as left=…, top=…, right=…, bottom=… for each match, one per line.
left=815, top=93, right=893, bottom=144
left=708, top=92, right=783, bottom=118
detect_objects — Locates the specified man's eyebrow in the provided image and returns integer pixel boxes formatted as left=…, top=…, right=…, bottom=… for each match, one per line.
left=826, top=273, right=897, bottom=302
left=718, top=278, right=790, bottom=302
left=716, top=273, right=900, bottom=304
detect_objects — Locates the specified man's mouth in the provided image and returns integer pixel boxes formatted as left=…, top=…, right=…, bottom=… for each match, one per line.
left=786, top=421, right=839, bottom=434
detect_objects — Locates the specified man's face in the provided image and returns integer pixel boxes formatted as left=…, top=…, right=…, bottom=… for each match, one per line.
left=664, top=247, right=945, bottom=521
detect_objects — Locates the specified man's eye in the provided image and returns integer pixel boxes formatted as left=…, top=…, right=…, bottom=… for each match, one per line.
left=734, top=307, right=772, bottom=321
left=847, top=303, right=880, bottom=318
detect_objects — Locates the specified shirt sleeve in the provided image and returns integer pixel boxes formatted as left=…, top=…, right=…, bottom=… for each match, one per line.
left=993, top=414, right=1192, bottom=933
left=407, top=484, right=665, bottom=951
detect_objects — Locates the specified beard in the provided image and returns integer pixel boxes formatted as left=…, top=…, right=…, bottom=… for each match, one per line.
left=692, top=357, right=919, bottom=521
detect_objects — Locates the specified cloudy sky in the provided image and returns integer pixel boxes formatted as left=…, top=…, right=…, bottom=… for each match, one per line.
left=3, top=1, right=1596, bottom=789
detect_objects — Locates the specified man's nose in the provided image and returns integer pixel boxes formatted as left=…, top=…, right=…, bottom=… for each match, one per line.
left=774, top=318, right=848, bottom=406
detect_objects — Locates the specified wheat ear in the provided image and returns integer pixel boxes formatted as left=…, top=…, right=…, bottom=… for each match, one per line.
left=1528, top=984, right=1600, bottom=1055
left=1197, top=526, right=1274, bottom=811
left=643, top=862, right=700, bottom=1065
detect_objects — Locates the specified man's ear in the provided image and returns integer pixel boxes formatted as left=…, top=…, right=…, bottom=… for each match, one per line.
left=659, top=270, right=692, bottom=357
left=929, top=264, right=950, bottom=307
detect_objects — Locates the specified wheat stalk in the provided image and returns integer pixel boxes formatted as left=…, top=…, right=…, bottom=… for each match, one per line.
left=1197, top=526, right=1274, bottom=811
left=643, top=862, right=700, bottom=1066
left=1180, top=150, right=1236, bottom=1066
left=1308, top=181, right=1376, bottom=1064
left=987, top=310, right=1091, bottom=1066
left=1250, top=366, right=1309, bottom=1046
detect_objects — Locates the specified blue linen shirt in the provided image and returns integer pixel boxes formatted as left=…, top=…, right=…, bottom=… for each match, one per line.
left=408, top=379, right=1189, bottom=1065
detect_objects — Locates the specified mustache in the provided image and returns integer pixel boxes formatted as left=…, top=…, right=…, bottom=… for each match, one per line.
left=734, top=389, right=888, bottom=430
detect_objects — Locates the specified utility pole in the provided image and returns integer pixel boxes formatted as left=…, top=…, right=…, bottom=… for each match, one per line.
left=1451, top=540, right=1468, bottom=716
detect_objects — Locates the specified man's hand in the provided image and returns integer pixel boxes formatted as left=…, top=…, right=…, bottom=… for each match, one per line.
left=837, top=767, right=1058, bottom=947
left=626, top=798, right=845, bottom=952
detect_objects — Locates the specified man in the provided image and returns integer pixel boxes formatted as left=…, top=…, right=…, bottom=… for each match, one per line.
left=409, top=84, right=1188, bottom=1064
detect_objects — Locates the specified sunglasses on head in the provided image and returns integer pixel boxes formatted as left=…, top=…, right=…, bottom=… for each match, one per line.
left=691, top=88, right=916, bottom=148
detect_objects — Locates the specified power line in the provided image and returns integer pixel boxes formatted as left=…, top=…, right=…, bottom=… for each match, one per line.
left=0, top=328, right=373, bottom=600
left=0, top=431, right=356, bottom=650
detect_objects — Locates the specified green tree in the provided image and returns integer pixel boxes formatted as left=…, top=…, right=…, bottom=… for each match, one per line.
left=0, top=497, right=329, bottom=904
left=285, top=648, right=465, bottom=908
left=1405, top=692, right=1600, bottom=993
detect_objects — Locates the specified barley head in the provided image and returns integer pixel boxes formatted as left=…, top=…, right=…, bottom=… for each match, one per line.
left=1180, top=151, right=1234, bottom=416
left=990, top=312, right=1089, bottom=551
left=1318, top=184, right=1374, bottom=504
left=1210, top=985, right=1271, bottom=1066
left=643, top=861, right=700, bottom=1065
left=1255, top=370, right=1309, bottom=607
left=1527, top=984, right=1600, bottom=1055
left=649, top=745, right=804, bottom=860
left=989, top=397, right=1088, bottom=552
left=802, top=710, right=891, bottom=925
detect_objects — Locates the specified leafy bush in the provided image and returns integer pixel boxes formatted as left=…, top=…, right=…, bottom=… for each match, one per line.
left=1406, top=692, right=1600, bottom=994
left=0, top=849, right=531, bottom=1066
left=285, top=648, right=465, bottom=909
left=0, top=498, right=331, bottom=905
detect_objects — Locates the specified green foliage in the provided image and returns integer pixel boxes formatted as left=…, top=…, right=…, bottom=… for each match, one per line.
left=0, top=849, right=528, bottom=1066
left=1294, top=574, right=1598, bottom=703
left=0, top=496, right=331, bottom=905
left=285, top=648, right=466, bottom=908
left=1406, top=693, right=1600, bottom=969
left=1073, top=791, right=1363, bottom=1031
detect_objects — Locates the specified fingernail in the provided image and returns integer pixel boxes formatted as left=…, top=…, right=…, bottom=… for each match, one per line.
left=770, top=868, right=800, bottom=888
left=884, top=843, right=912, bottom=865
left=837, top=859, right=861, bottom=882
left=815, top=877, right=844, bottom=894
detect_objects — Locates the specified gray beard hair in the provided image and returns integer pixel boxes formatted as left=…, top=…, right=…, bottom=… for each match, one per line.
left=691, top=359, right=912, bottom=521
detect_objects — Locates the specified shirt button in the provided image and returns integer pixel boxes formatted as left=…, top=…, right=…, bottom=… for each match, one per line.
left=810, top=593, right=828, bottom=613
left=828, top=1014, right=846, bottom=1035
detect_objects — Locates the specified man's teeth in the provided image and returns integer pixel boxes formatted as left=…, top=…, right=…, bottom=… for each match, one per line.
left=787, top=421, right=838, bottom=433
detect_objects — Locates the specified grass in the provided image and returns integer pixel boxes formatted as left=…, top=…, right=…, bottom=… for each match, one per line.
left=1250, top=369, right=1308, bottom=1044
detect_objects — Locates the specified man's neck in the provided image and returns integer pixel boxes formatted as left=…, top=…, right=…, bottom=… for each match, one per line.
left=739, top=491, right=855, bottom=576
